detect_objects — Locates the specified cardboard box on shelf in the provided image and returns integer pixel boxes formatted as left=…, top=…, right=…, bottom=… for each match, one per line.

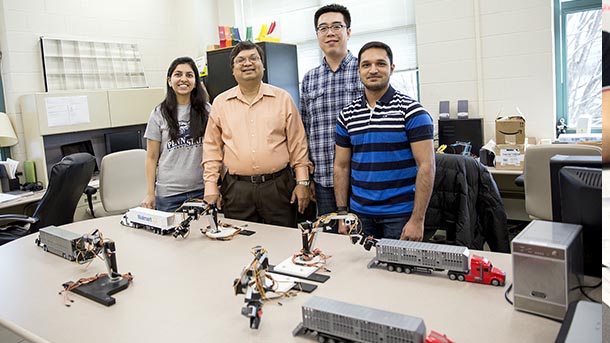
left=496, top=115, right=526, bottom=144
left=495, top=143, right=526, bottom=170
left=494, top=114, right=526, bottom=170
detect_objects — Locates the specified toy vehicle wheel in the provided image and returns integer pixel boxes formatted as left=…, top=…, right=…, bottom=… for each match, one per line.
left=387, top=265, right=395, bottom=272
left=43, top=245, right=48, bottom=252
left=396, top=266, right=403, bottom=273
left=317, top=335, right=326, bottom=343
left=448, top=273, right=456, bottom=280
left=491, top=279, right=500, bottom=286
left=404, top=267, right=412, bottom=274
left=457, top=274, right=465, bottom=281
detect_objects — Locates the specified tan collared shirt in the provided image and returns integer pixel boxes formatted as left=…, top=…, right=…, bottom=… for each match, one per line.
left=202, top=83, right=312, bottom=196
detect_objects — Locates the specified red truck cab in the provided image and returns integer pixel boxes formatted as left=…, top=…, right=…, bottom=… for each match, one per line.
left=464, top=254, right=505, bottom=286
left=426, top=330, right=455, bottom=343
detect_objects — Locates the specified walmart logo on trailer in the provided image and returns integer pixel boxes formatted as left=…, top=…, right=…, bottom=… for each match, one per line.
left=137, top=215, right=153, bottom=223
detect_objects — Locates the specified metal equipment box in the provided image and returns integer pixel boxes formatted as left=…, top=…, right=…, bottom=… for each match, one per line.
left=511, top=220, right=583, bottom=320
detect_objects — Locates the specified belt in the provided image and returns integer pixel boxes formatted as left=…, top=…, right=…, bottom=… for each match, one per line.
left=233, top=168, right=286, bottom=184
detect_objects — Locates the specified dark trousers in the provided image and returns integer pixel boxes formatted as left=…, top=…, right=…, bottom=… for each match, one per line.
left=156, top=189, right=204, bottom=212
left=314, top=183, right=337, bottom=216
left=222, top=168, right=297, bottom=228
left=359, top=215, right=410, bottom=240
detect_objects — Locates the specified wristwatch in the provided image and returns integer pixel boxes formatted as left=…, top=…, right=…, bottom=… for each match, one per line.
left=296, top=180, right=310, bottom=186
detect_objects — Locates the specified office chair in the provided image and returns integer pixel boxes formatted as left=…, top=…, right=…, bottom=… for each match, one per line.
left=85, top=149, right=147, bottom=218
left=522, top=144, right=601, bottom=221
left=0, top=153, right=96, bottom=246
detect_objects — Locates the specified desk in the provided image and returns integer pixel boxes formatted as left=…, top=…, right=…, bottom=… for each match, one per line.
left=486, top=167, right=528, bottom=221
left=0, top=216, right=563, bottom=342
left=0, top=190, right=45, bottom=214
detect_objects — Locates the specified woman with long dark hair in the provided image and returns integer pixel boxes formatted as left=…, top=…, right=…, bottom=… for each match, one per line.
left=141, top=57, right=210, bottom=211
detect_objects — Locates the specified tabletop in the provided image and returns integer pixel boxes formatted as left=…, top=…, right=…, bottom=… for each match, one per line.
left=0, top=215, right=565, bottom=343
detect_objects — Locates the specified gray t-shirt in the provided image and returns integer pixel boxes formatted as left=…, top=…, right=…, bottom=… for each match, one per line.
left=144, top=103, right=210, bottom=197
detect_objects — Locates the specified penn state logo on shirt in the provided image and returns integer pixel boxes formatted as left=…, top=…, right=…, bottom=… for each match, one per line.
left=166, top=120, right=203, bottom=151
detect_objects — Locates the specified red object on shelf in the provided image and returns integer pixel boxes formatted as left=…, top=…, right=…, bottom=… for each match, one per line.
left=218, top=26, right=226, bottom=48
left=267, top=21, right=276, bottom=35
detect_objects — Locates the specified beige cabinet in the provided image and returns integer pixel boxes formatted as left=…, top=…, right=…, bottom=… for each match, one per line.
left=20, top=88, right=164, bottom=186
left=108, top=88, right=164, bottom=127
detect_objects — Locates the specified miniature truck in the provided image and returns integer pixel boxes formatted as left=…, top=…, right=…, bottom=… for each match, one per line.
left=35, top=225, right=95, bottom=263
left=372, top=239, right=506, bottom=286
left=294, top=296, right=427, bottom=343
left=293, top=296, right=455, bottom=343
left=121, top=207, right=177, bottom=235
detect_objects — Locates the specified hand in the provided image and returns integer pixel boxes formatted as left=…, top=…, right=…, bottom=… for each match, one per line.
left=338, top=220, right=350, bottom=234
left=204, top=194, right=223, bottom=210
left=141, top=194, right=155, bottom=209
left=400, top=220, right=424, bottom=241
left=291, top=184, right=310, bottom=214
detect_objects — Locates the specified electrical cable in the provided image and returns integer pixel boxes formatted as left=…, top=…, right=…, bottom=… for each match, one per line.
left=504, top=283, right=513, bottom=305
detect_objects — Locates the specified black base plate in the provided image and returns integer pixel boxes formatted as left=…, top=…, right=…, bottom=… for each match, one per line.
left=269, top=265, right=330, bottom=283
left=64, top=277, right=130, bottom=306
left=292, top=281, right=317, bottom=293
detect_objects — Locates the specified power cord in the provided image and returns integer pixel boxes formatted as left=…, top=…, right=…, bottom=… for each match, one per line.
left=504, top=283, right=513, bottom=305
left=569, top=280, right=601, bottom=303
left=21, top=181, right=43, bottom=192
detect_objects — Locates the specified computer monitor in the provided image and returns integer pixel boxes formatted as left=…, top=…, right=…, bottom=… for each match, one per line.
left=60, top=140, right=99, bottom=173
left=549, top=154, right=601, bottom=222
left=104, top=130, right=143, bottom=154
left=558, top=166, right=601, bottom=277
left=437, top=118, right=483, bottom=157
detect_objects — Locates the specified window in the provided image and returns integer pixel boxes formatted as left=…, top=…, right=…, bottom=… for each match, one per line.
left=554, top=0, right=602, bottom=134
left=237, top=0, right=419, bottom=99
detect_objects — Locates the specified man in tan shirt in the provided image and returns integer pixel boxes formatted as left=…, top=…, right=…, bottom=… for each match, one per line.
left=202, top=41, right=312, bottom=228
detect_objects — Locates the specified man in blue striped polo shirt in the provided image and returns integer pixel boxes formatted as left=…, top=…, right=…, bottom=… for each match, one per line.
left=334, top=41, right=435, bottom=240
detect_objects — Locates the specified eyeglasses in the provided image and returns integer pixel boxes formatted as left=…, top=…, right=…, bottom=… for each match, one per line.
left=316, top=24, right=347, bottom=35
left=234, top=55, right=261, bottom=65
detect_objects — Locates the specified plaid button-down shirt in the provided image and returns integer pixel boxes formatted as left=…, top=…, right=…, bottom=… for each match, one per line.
left=300, top=51, right=364, bottom=187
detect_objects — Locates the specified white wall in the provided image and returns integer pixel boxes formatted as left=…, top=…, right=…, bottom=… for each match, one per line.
left=415, top=0, right=556, bottom=143
left=0, top=0, right=219, bottom=163
left=0, top=0, right=560, bottom=163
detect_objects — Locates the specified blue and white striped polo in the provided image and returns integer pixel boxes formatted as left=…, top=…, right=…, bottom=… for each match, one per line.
left=336, top=86, right=434, bottom=217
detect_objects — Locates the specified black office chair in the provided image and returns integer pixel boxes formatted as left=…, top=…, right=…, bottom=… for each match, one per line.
left=0, top=153, right=96, bottom=246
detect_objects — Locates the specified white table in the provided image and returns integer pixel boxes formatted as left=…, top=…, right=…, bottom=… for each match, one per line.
left=0, top=215, right=567, bottom=342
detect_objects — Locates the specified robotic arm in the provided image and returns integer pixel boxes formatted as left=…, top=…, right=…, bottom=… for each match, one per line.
left=233, top=246, right=273, bottom=329
left=61, top=230, right=133, bottom=307
left=173, top=202, right=218, bottom=238
left=80, top=230, right=123, bottom=280
left=297, top=212, right=361, bottom=261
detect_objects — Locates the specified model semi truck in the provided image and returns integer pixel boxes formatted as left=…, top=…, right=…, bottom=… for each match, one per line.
left=35, top=225, right=96, bottom=263
left=371, top=239, right=506, bottom=286
left=293, top=296, right=454, bottom=343
left=121, top=207, right=177, bottom=235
